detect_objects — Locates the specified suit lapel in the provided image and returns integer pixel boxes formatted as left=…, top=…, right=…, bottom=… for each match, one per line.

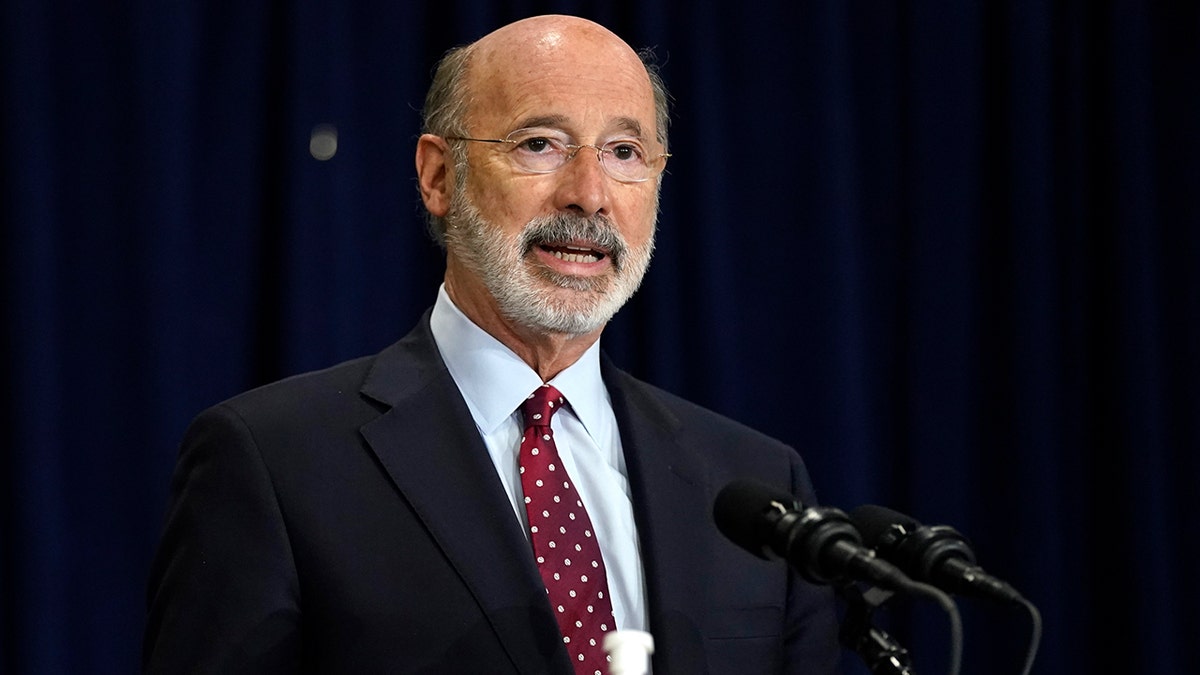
left=358, top=317, right=571, bottom=674
left=603, top=358, right=714, bottom=674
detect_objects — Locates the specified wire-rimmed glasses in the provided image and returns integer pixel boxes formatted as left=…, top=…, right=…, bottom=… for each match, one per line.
left=445, top=127, right=670, bottom=183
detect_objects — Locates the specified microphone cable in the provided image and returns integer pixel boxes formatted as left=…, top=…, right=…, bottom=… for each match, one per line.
left=1015, top=595, right=1042, bottom=675
left=889, top=577, right=964, bottom=675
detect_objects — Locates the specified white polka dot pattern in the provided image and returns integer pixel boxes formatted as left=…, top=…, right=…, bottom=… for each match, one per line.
left=519, top=384, right=616, bottom=674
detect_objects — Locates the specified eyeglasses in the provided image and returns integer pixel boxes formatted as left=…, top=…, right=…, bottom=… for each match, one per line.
left=445, top=127, right=671, bottom=183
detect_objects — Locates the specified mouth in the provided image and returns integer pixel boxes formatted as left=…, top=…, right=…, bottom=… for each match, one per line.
left=539, top=242, right=608, bottom=264
left=519, top=214, right=625, bottom=277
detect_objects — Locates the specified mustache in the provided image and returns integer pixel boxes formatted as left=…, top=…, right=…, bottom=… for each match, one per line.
left=520, top=213, right=627, bottom=269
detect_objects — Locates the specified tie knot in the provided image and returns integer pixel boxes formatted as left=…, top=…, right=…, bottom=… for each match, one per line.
left=521, top=384, right=565, bottom=427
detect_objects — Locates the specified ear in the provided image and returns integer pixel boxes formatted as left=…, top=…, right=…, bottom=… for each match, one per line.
left=416, top=133, right=454, bottom=217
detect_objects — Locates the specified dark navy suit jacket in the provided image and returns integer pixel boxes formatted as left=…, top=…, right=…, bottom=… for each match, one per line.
left=144, top=313, right=839, bottom=674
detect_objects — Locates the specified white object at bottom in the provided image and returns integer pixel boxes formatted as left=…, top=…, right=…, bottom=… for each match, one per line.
left=603, top=630, right=655, bottom=675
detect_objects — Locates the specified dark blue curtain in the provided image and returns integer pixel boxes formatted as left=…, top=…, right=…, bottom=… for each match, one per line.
left=3, top=1, right=1197, bottom=673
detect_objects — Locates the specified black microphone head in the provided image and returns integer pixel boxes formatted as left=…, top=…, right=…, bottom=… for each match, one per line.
left=716, top=482, right=916, bottom=589
left=852, top=504, right=993, bottom=594
left=713, top=479, right=800, bottom=561
left=850, top=504, right=919, bottom=549
left=851, top=504, right=976, bottom=572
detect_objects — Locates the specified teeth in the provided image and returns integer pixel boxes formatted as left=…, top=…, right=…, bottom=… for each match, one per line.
left=551, top=250, right=600, bottom=264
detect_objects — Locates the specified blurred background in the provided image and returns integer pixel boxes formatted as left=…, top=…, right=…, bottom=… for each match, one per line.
left=2, top=1, right=1197, bottom=673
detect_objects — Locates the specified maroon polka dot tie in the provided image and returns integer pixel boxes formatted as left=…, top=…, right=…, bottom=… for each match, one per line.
left=519, top=384, right=617, bottom=675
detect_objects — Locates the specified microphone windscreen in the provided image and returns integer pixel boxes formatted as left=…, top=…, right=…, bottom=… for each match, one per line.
left=713, top=480, right=798, bottom=560
left=849, top=504, right=919, bottom=548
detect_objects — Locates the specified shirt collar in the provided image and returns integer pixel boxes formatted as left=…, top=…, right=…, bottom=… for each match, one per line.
left=429, top=284, right=610, bottom=436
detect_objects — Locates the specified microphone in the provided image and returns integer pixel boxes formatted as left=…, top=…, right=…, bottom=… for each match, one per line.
left=715, top=482, right=968, bottom=675
left=850, top=504, right=1024, bottom=604
left=712, top=480, right=912, bottom=591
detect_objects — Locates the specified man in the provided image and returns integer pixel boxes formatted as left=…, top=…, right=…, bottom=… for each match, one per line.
left=144, top=14, right=839, bottom=674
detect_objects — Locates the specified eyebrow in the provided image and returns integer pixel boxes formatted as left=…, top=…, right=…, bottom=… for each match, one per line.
left=612, top=116, right=644, bottom=138
left=512, top=114, right=570, bottom=132
left=511, top=115, right=646, bottom=139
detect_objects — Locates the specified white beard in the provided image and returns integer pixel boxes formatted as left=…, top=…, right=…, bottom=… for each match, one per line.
left=443, top=187, right=655, bottom=336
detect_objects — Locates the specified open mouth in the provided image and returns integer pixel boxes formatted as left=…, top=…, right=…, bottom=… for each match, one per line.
left=538, top=243, right=609, bottom=265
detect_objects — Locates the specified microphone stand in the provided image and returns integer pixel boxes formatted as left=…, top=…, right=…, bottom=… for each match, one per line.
left=838, top=584, right=915, bottom=675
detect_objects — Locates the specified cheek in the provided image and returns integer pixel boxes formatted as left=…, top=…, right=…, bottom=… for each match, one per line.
left=616, top=189, right=660, bottom=246
left=467, top=175, right=553, bottom=230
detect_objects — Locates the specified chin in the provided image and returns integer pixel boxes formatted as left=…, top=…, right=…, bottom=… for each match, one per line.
left=523, top=297, right=613, bottom=335
left=502, top=284, right=616, bottom=336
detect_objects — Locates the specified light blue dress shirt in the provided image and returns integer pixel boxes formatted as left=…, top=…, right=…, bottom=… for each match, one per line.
left=429, top=285, right=648, bottom=632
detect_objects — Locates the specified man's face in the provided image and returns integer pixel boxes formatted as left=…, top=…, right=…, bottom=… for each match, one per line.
left=442, top=25, right=663, bottom=336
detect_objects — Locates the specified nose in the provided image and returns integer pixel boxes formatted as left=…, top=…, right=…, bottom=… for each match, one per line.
left=552, top=145, right=611, bottom=217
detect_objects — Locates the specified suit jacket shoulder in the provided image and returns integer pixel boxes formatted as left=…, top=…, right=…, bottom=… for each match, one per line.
left=602, top=359, right=820, bottom=504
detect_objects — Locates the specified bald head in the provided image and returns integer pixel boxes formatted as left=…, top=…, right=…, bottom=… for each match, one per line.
left=475, top=14, right=637, bottom=64
left=422, top=15, right=669, bottom=154
left=471, top=16, right=646, bottom=94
